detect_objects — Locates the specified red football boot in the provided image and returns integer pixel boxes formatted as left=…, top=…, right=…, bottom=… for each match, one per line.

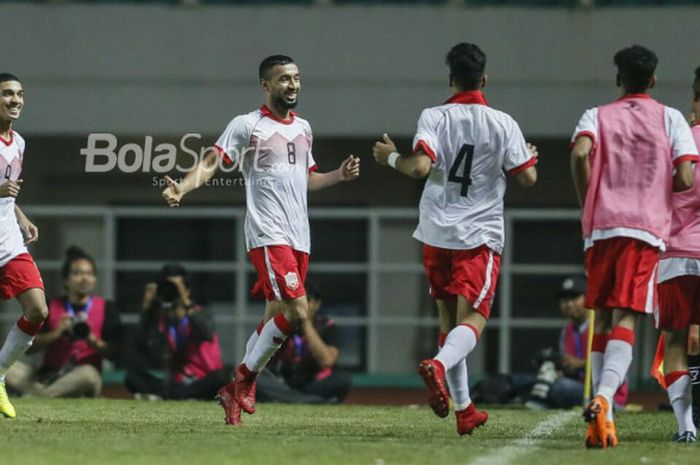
left=418, top=359, right=450, bottom=418
left=455, top=403, right=489, bottom=435
left=234, top=364, right=259, bottom=414
left=216, top=383, right=242, bottom=426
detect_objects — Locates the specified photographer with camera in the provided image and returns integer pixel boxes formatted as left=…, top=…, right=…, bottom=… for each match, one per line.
left=5, top=246, right=121, bottom=397
left=525, top=277, right=628, bottom=410
left=125, top=264, right=228, bottom=400
left=256, top=280, right=351, bottom=404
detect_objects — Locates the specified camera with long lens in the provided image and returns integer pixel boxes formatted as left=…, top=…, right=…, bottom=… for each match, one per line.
left=156, top=278, right=181, bottom=310
left=527, top=347, right=562, bottom=409
left=71, top=312, right=91, bottom=340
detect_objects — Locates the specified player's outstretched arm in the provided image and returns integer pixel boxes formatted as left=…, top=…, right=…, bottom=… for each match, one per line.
left=515, top=143, right=538, bottom=187
left=570, top=136, right=593, bottom=206
left=673, top=160, right=695, bottom=192
left=308, top=155, right=360, bottom=192
left=14, top=204, right=39, bottom=245
left=161, top=149, right=220, bottom=207
left=372, top=133, right=431, bottom=178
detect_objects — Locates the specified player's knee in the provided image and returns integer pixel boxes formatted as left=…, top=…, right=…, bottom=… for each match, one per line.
left=75, top=365, right=103, bottom=397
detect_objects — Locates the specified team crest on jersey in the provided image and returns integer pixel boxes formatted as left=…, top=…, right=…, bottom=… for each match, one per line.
left=284, top=272, right=300, bottom=291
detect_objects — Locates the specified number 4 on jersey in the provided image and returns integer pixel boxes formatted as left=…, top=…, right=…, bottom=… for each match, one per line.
left=448, top=144, right=474, bottom=196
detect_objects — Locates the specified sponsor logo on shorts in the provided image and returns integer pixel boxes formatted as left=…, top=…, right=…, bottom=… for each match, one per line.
left=284, top=272, right=300, bottom=291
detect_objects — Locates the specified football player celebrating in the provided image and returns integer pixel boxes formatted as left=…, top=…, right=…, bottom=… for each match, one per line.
left=372, top=43, right=537, bottom=436
left=0, top=73, right=49, bottom=418
left=162, top=56, right=360, bottom=426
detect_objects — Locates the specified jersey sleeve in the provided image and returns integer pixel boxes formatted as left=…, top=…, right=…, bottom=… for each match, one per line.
left=665, top=107, right=700, bottom=166
left=411, top=109, right=440, bottom=163
left=305, top=123, right=317, bottom=174
left=571, top=108, right=598, bottom=147
left=503, top=117, right=537, bottom=176
left=214, top=115, right=253, bottom=166
left=15, top=132, right=25, bottom=156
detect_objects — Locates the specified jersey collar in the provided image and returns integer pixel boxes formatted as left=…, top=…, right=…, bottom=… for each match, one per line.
left=0, top=130, right=14, bottom=146
left=617, top=93, right=652, bottom=101
left=260, top=105, right=296, bottom=125
left=444, top=90, right=488, bottom=106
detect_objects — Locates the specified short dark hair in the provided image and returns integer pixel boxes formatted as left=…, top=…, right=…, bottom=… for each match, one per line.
left=446, top=43, right=486, bottom=90
left=61, top=246, right=96, bottom=280
left=0, top=73, right=20, bottom=84
left=259, top=55, right=295, bottom=80
left=614, top=45, right=658, bottom=93
left=693, top=66, right=700, bottom=102
left=156, top=264, right=191, bottom=290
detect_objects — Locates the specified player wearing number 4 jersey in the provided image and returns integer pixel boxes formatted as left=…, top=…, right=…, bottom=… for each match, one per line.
left=372, top=43, right=538, bottom=436
left=0, top=73, right=49, bottom=419
left=162, top=56, right=360, bottom=426
left=570, top=46, right=698, bottom=449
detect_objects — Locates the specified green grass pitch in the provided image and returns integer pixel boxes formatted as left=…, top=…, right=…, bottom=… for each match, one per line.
left=1, top=399, right=696, bottom=465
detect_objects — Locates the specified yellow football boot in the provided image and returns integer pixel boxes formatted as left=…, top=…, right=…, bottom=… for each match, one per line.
left=0, top=382, right=16, bottom=418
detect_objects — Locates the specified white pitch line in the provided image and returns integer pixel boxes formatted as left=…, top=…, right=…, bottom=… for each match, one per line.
left=466, top=410, right=577, bottom=465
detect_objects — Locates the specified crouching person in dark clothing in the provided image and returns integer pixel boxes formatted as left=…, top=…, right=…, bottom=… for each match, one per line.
left=257, top=281, right=351, bottom=404
left=125, top=265, right=229, bottom=400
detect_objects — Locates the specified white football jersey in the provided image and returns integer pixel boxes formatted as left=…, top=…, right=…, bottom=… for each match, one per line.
left=412, top=91, right=536, bottom=254
left=0, top=130, right=28, bottom=267
left=215, top=106, right=316, bottom=253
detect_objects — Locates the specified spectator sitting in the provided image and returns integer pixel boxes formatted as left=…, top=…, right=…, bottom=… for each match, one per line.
left=6, top=246, right=121, bottom=397
left=125, top=264, right=229, bottom=400
left=526, top=276, right=628, bottom=409
left=257, top=280, right=351, bottom=404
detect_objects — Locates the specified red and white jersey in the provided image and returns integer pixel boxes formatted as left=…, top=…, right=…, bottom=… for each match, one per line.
left=411, top=91, right=536, bottom=254
left=572, top=94, right=699, bottom=251
left=0, top=130, right=28, bottom=267
left=214, top=106, right=316, bottom=253
left=659, top=124, right=700, bottom=283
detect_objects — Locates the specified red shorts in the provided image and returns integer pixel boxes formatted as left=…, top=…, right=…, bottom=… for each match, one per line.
left=248, top=245, right=309, bottom=301
left=657, top=275, right=700, bottom=330
left=422, top=244, right=501, bottom=319
left=585, top=237, right=660, bottom=314
left=0, top=253, right=45, bottom=300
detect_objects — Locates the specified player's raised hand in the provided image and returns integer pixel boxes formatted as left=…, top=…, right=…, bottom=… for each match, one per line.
left=340, top=155, right=360, bottom=181
left=372, top=133, right=397, bottom=165
left=0, top=179, right=22, bottom=198
left=527, top=143, right=539, bottom=159
left=162, top=176, right=183, bottom=207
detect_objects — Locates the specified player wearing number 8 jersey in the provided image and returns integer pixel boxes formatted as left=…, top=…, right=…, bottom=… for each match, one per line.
left=372, top=43, right=537, bottom=435
left=162, top=56, right=360, bottom=426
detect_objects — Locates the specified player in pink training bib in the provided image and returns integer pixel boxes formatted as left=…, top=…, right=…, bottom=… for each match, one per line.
left=372, top=43, right=538, bottom=436
left=570, top=46, right=698, bottom=449
left=161, top=56, right=360, bottom=426
left=0, top=73, right=50, bottom=419
left=655, top=68, right=700, bottom=444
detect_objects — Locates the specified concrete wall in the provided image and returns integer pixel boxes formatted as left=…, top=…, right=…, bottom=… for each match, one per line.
left=3, top=3, right=699, bottom=138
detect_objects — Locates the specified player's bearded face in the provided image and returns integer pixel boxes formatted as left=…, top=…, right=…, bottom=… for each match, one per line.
left=0, top=81, right=23, bottom=122
left=268, top=64, right=300, bottom=110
